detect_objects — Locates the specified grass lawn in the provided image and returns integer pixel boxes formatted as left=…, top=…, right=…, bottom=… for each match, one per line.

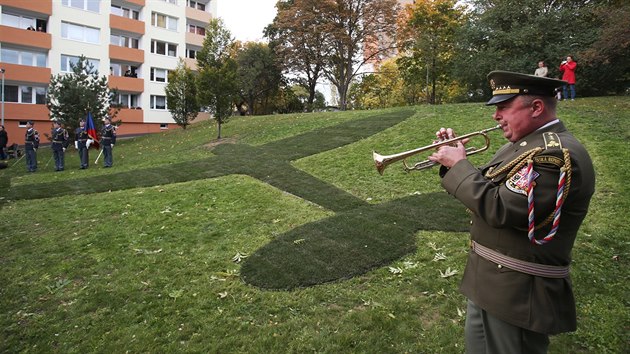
left=1, top=97, right=628, bottom=352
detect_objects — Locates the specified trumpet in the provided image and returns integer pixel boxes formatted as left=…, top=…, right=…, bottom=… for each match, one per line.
left=373, top=125, right=502, bottom=175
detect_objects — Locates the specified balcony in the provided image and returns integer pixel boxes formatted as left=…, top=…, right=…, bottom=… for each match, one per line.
left=1, top=63, right=51, bottom=85
left=109, top=45, right=144, bottom=64
left=109, top=14, right=145, bottom=35
left=185, top=32, right=205, bottom=47
left=0, top=25, right=51, bottom=50
left=184, top=58, right=198, bottom=71
left=123, top=0, right=145, bottom=6
left=4, top=103, right=49, bottom=121
left=186, top=6, right=212, bottom=24
left=108, top=76, right=144, bottom=93
left=0, top=0, right=52, bottom=15
left=115, top=107, right=144, bottom=123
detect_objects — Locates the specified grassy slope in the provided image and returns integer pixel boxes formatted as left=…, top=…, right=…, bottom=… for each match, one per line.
left=0, top=98, right=628, bottom=353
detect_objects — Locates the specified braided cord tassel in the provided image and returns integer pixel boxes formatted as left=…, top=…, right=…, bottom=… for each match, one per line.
left=528, top=150, right=571, bottom=245
left=526, top=159, right=537, bottom=244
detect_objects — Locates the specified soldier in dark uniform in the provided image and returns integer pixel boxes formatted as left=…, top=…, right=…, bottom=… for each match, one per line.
left=24, top=120, right=39, bottom=172
left=101, top=117, right=116, bottom=167
left=74, top=119, right=91, bottom=169
left=51, top=120, right=69, bottom=171
left=428, top=71, right=595, bottom=353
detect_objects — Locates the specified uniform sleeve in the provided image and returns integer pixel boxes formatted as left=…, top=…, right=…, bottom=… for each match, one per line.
left=441, top=153, right=563, bottom=229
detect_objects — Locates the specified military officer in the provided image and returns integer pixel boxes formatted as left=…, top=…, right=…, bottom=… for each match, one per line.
left=101, top=117, right=116, bottom=167
left=24, top=120, right=40, bottom=172
left=428, top=71, right=595, bottom=353
left=75, top=119, right=91, bottom=169
left=51, top=120, right=69, bottom=171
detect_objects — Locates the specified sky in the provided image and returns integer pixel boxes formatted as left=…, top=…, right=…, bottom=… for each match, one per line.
left=216, top=0, right=278, bottom=42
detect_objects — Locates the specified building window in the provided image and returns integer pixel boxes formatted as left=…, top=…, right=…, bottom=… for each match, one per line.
left=186, top=49, right=198, bottom=59
left=151, top=40, right=177, bottom=57
left=4, top=85, right=46, bottom=104
left=61, top=55, right=99, bottom=72
left=188, top=24, right=205, bottom=36
left=111, top=5, right=139, bottom=20
left=160, top=123, right=169, bottom=130
left=1, top=12, right=35, bottom=30
left=150, top=95, right=167, bottom=110
left=62, top=0, right=100, bottom=12
left=110, top=34, right=139, bottom=49
left=188, top=1, right=206, bottom=11
left=150, top=68, right=170, bottom=83
left=115, top=93, right=140, bottom=108
left=110, top=63, right=139, bottom=77
left=0, top=46, right=46, bottom=68
left=151, top=12, right=178, bottom=31
left=61, top=22, right=100, bottom=44
left=159, top=0, right=177, bottom=4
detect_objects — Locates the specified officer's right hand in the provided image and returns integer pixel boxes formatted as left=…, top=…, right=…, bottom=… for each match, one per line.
left=111, top=144, right=114, bottom=149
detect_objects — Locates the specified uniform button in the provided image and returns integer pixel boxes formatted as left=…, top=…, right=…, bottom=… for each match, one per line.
left=497, top=265, right=502, bottom=269
left=470, top=220, right=473, bottom=225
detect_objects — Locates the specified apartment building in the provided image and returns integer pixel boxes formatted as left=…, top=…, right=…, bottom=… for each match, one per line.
left=363, top=0, right=415, bottom=70
left=0, top=0, right=216, bottom=145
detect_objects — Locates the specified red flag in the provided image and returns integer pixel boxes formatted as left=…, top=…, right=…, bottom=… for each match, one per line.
left=85, top=112, right=100, bottom=149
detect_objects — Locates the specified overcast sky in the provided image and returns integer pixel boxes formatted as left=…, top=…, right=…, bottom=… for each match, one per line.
left=216, top=0, right=278, bottom=42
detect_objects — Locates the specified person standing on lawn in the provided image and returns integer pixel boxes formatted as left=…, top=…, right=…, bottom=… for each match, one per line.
left=428, top=71, right=595, bottom=353
left=24, top=120, right=39, bottom=172
left=101, top=117, right=116, bottom=168
left=51, top=120, right=69, bottom=171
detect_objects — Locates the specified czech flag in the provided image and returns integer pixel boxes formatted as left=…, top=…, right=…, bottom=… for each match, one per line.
left=86, top=112, right=100, bottom=149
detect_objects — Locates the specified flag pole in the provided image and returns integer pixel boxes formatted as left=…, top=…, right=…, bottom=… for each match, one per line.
left=94, top=148, right=103, bottom=165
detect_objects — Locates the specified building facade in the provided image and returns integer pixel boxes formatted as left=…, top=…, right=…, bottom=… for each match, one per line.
left=0, top=0, right=216, bottom=145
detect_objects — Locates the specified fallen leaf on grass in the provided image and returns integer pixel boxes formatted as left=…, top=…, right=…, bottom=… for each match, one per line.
left=218, top=291, right=228, bottom=299
left=439, top=267, right=458, bottom=278
left=388, top=266, right=403, bottom=274
left=232, top=252, right=248, bottom=263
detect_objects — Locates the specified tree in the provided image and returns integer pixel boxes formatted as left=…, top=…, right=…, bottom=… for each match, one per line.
left=320, top=0, right=399, bottom=110
left=196, top=19, right=239, bottom=139
left=165, top=59, right=199, bottom=129
left=398, top=0, right=465, bottom=104
left=266, top=0, right=330, bottom=111
left=235, top=42, right=282, bottom=115
left=46, top=55, right=118, bottom=135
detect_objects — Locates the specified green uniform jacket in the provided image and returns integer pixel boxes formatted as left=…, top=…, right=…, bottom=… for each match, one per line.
left=441, top=121, right=595, bottom=334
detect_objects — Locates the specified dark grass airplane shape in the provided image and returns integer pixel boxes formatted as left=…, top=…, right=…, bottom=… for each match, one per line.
left=1, top=110, right=469, bottom=290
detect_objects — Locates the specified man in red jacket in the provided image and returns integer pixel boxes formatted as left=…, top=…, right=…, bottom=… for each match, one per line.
left=559, top=55, right=577, bottom=100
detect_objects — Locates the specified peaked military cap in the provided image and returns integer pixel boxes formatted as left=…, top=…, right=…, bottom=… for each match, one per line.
left=27, top=120, right=34, bottom=125
left=486, top=70, right=567, bottom=105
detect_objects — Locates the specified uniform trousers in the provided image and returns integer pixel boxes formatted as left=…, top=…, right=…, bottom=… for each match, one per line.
left=465, top=300, right=549, bottom=354
left=103, top=145, right=113, bottom=167
left=25, top=148, right=37, bottom=172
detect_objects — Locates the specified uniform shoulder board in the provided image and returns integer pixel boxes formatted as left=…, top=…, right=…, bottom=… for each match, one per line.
left=543, top=132, right=562, bottom=150
left=535, top=132, right=565, bottom=168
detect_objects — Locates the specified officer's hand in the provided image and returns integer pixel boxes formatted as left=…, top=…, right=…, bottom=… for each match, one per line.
left=111, top=144, right=114, bottom=149
left=75, top=141, right=79, bottom=150
left=63, top=148, right=66, bottom=152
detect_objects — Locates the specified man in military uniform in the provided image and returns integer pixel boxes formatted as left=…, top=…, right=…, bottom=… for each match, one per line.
left=74, top=119, right=92, bottom=169
left=24, top=120, right=40, bottom=172
left=51, top=120, right=69, bottom=171
left=101, top=117, right=116, bottom=168
left=428, top=71, right=595, bottom=353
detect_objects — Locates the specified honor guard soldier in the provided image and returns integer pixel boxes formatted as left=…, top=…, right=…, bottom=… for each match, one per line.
left=24, top=120, right=40, bottom=172
left=51, top=120, right=69, bottom=171
left=75, top=119, right=91, bottom=169
left=101, top=117, right=116, bottom=167
left=429, top=71, right=595, bottom=353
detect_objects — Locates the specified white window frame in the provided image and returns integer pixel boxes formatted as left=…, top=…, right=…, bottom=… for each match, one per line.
left=1, top=12, right=35, bottom=30
left=61, top=55, right=100, bottom=73
left=111, top=5, right=139, bottom=20
left=110, top=33, right=139, bottom=49
left=4, top=85, right=46, bottom=104
left=61, top=22, right=100, bottom=44
left=188, top=1, right=207, bottom=11
left=1, top=47, right=47, bottom=67
left=62, top=0, right=100, bottom=13
left=151, top=40, right=177, bottom=57
left=150, top=95, right=167, bottom=110
left=151, top=12, right=178, bottom=31
left=150, top=68, right=170, bottom=83
left=188, top=24, right=205, bottom=36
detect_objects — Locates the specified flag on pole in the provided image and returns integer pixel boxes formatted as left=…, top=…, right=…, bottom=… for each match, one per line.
left=85, top=111, right=100, bottom=149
